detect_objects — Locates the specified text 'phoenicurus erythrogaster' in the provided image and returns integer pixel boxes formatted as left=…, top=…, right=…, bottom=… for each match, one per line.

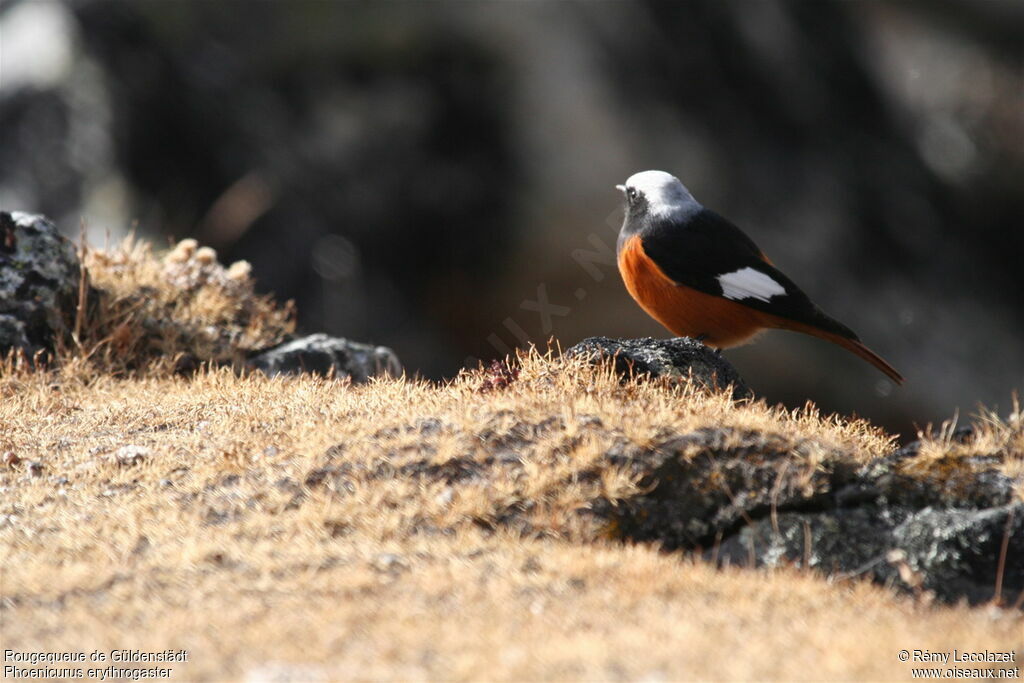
left=616, top=170, right=904, bottom=384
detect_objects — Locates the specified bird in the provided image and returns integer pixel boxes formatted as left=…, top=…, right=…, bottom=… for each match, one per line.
left=615, top=170, right=904, bottom=384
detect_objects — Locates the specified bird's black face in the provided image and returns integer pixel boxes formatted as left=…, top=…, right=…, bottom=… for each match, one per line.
left=616, top=184, right=650, bottom=257
left=617, top=184, right=648, bottom=220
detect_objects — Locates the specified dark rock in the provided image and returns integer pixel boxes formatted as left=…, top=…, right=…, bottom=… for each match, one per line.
left=891, top=505, right=1024, bottom=603
left=566, top=336, right=750, bottom=399
left=711, top=502, right=1023, bottom=605
left=595, top=426, right=1023, bottom=605
left=606, top=428, right=857, bottom=549
left=0, top=212, right=81, bottom=357
left=248, top=333, right=401, bottom=382
left=0, top=316, right=31, bottom=352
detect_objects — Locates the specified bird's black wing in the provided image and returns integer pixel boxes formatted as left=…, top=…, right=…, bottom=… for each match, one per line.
left=640, top=208, right=857, bottom=339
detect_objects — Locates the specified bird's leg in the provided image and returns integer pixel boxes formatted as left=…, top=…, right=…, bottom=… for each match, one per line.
left=693, top=334, right=722, bottom=355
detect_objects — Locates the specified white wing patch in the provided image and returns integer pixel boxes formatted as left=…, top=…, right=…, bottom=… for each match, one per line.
left=717, top=267, right=786, bottom=302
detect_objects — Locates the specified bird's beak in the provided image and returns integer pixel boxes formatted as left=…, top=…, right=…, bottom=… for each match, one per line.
left=615, top=184, right=626, bottom=193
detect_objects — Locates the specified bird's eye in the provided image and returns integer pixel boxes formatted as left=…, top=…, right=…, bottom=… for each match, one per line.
left=627, top=187, right=638, bottom=201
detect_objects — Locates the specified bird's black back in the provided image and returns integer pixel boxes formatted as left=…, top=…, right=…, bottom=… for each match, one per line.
left=639, top=208, right=858, bottom=340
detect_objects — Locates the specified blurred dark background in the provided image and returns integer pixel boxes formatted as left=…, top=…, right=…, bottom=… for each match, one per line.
left=2, top=0, right=1022, bottom=438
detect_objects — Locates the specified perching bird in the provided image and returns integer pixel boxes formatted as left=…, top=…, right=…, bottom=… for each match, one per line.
left=615, top=170, right=903, bottom=384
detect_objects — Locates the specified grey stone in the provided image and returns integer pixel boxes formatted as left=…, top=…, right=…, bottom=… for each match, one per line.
left=565, top=336, right=751, bottom=400
left=248, top=333, right=401, bottom=382
left=0, top=211, right=81, bottom=356
left=708, top=503, right=1023, bottom=605
left=591, top=425, right=1023, bottom=605
left=598, top=427, right=857, bottom=549
left=891, top=505, right=1023, bottom=603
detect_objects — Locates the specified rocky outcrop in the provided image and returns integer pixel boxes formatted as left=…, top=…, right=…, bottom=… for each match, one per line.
left=307, top=395, right=1021, bottom=605
left=566, top=336, right=751, bottom=400
left=528, top=339, right=1019, bottom=604
left=594, top=427, right=1023, bottom=606
left=0, top=211, right=81, bottom=357
left=248, top=333, right=401, bottom=382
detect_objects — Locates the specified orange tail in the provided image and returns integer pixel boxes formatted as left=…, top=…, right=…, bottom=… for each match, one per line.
left=826, top=334, right=904, bottom=385
left=777, top=320, right=905, bottom=385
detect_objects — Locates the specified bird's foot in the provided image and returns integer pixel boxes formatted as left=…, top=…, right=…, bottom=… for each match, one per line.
left=692, top=334, right=722, bottom=354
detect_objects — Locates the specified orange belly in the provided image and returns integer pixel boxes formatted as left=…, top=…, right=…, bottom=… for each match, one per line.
left=617, top=234, right=768, bottom=348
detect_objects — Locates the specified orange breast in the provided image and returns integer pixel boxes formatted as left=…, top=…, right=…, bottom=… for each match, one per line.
left=617, top=234, right=767, bottom=348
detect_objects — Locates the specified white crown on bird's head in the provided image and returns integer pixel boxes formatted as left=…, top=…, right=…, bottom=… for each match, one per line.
left=618, top=170, right=698, bottom=220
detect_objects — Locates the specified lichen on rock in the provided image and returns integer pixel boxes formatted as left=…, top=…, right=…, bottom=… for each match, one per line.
left=0, top=211, right=81, bottom=357
left=566, top=336, right=751, bottom=399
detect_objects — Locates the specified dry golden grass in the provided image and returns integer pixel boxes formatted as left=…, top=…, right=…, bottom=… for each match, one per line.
left=908, top=400, right=1024, bottom=490
left=1, top=354, right=1021, bottom=681
left=1, top=237, right=1021, bottom=680
left=69, top=237, right=294, bottom=374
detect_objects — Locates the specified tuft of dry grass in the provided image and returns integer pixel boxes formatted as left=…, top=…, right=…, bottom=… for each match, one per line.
left=901, top=398, right=1024, bottom=502
left=2, top=351, right=1021, bottom=680
left=61, top=236, right=294, bottom=374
